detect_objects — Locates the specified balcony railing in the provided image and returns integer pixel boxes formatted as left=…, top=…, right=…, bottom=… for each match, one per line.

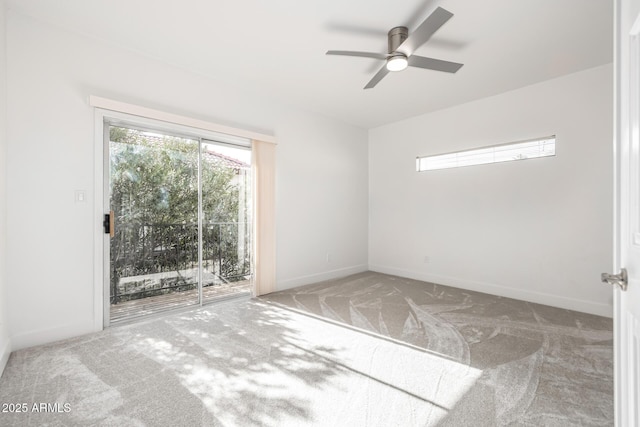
left=110, top=221, right=251, bottom=304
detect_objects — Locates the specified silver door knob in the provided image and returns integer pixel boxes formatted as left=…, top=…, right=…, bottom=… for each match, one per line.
left=601, top=268, right=628, bottom=291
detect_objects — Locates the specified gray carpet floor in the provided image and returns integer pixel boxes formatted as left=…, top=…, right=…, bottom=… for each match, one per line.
left=0, top=271, right=612, bottom=426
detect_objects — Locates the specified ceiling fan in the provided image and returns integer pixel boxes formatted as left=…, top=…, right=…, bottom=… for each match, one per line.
left=326, top=7, right=464, bottom=89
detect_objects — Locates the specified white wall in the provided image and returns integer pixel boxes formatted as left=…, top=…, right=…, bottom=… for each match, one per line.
left=0, top=0, right=11, bottom=374
left=275, top=110, right=369, bottom=288
left=369, top=64, right=613, bottom=317
left=5, top=10, right=368, bottom=349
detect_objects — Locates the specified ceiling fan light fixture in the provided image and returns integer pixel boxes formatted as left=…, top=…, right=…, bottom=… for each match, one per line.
left=386, top=54, right=408, bottom=72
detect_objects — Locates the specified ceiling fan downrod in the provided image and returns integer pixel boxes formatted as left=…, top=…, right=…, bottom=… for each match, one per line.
left=388, top=26, right=408, bottom=53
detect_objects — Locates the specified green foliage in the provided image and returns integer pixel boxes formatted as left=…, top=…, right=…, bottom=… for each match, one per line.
left=109, top=127, right=251, bottom=303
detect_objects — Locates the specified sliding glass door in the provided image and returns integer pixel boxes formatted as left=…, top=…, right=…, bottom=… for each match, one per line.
left=105, top=123, right=252, bottom=324
left=201, top=141, right=253, bottom=303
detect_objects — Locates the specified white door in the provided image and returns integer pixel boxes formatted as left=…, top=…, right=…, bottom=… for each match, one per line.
left=612, top=0, right=640, bottom=425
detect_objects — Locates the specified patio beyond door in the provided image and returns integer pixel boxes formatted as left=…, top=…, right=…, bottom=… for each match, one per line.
left=105, top=123, right=252, bottom=324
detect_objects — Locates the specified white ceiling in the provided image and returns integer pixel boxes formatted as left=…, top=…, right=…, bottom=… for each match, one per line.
left=6, top=0, right=613, bottom=129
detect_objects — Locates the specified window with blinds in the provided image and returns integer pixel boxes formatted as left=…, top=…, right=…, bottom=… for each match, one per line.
left=416, top=136, right=556, bottom=172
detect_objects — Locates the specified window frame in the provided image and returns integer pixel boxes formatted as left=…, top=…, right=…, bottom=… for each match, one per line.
left=416, top=135, right=556, bottom=172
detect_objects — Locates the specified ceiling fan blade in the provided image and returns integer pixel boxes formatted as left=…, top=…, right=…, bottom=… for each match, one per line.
left=398, top=7, right=453, bottom=55
left=364, top=65, right=390, bottom=89
left=326, top=50, right=388, bottom=60
left=408, top=55, right=463, bottom=73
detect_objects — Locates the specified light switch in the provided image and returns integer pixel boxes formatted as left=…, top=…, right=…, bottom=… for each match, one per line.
left=75, top=190, right=86, bottom=203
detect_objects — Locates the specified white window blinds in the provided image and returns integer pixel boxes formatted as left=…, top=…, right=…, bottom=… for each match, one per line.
left=416, top=136, right=556, bottom=172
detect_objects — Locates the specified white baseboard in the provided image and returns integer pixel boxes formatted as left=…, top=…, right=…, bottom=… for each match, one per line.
left=0, top=336, right=11, bottom=376
left=10, top=323, right=96, bottom=351
left=369, top=264, right=613, bottom=318
left=276, top=264, right=368, bottom=292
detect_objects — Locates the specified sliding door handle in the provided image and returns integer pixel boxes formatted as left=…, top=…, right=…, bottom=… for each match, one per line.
left=103, top=211, right=115, bottom=237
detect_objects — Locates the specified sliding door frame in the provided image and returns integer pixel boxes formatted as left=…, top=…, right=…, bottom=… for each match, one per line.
left=94, top=109, right=254, bottom=328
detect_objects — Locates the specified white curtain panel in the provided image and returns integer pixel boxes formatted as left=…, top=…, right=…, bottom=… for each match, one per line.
left=251, top=140, right=277, bottom=296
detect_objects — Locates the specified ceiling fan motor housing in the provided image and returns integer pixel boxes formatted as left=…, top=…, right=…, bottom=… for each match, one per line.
left=388, top=26, right=408, bottom=53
